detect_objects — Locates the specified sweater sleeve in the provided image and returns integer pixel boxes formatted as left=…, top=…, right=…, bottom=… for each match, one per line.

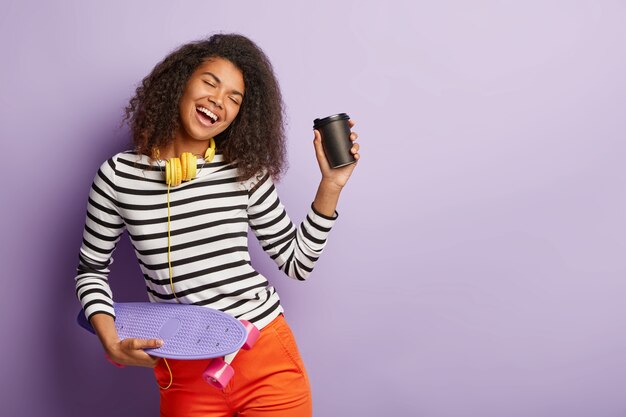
left=75, top=157, right=125, bottom=321
left=246, top=172, right=338, bottom=281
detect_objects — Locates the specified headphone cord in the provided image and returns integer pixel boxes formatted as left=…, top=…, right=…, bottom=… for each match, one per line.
left=167, top=183, right=180, bottom=304
left=158, top=182, right=177, bottom=390
left=157, top=146, right=214, bottom=390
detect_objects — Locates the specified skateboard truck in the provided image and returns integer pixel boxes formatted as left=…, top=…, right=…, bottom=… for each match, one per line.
left=202, top=320, right=259, bottom=389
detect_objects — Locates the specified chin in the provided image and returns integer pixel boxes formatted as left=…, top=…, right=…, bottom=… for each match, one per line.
left=209, top=125, right=231, bottom=139
left=190, top=127, right=218, bottom=141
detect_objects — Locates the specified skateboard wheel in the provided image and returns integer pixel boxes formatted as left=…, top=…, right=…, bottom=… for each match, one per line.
left=202, top=358, right=234, bottom=389
left=240, top=320, right=259, bottom=350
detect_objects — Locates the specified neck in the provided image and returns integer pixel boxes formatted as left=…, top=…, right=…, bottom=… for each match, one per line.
left=159, top=137, right=212, bottom=160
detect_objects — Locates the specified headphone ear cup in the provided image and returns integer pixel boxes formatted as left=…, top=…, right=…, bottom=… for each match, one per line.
left=166, top=158, right=183, bottom=186
left=181, top=152, right=197, bottom=181
left=166, top=154, right=198, bottom=186
left=204, top=137, right=216, bottom=162
left=204, top=147, right=215, bottom=162
left=173, top=158, right=182, bottom=186
left=188, top=154, right=197, bottom=180
left=165, top=159, right=172, bottom=186
left=180, top=153, right=188, bottom=181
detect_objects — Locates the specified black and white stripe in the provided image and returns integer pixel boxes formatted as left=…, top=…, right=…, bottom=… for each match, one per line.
left=75, top=151, right=337, bottom=329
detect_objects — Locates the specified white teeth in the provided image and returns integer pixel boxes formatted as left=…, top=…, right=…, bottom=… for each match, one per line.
left=197, top=107, right=218, bottom=122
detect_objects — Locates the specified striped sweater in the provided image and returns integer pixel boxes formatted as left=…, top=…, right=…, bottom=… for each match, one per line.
left=75, top=151, right=337, bottom=330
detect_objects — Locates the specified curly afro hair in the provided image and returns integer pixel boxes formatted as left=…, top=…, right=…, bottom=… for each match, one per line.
left=124, top=33, right=286, bottom=181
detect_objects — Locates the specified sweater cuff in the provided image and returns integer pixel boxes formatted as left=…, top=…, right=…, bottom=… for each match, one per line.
left=309, top=203, right=338, bottom=227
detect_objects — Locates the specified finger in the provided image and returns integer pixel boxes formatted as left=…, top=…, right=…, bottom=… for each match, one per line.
left=313, top=130, right=326, bottom=159
left=351, top=143, right=360, bottom=154
left=129, top=338, right=164, bottom=350
left=127, top=345, right=161, bottom=367
left=313, top=128, right=322, bottom=142
left=348, top=119, right=356, bottom=128
left=132, top=349, right=160, bottom=365
left=142, top=338, right=164, bottom=349
left=350, top=132, right=358, bottom=141
left=147, top=355, right=162, bottom=368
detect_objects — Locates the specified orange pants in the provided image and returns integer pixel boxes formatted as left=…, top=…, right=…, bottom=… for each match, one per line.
left=155, top=314, right=312, bottom=417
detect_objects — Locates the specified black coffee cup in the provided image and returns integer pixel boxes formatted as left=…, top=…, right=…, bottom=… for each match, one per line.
left=313, top=113, right=356, bottom=169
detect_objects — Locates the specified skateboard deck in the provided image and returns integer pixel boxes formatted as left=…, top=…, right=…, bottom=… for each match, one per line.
left=77, top=302, right=247, bottom=360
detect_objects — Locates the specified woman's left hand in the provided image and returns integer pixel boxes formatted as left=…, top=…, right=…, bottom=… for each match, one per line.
left=313, top=119, right=360, bottom=190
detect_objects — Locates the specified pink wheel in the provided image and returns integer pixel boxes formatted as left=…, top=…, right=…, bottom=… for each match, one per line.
left=202, top=358, right=234, bottom=389
left=240, top=320, right=260, bottom=350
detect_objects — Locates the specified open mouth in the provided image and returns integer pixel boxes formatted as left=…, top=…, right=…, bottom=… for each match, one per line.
left=196, top=106, right=218, bottom=125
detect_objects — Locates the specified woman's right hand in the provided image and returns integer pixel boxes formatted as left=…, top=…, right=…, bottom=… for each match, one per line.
left=90, top=313, right=163, bottom=368
left=105, top=338, right=163, bottom=368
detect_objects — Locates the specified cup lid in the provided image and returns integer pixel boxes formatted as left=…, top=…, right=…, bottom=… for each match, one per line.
left=313, top=113, right=350, bottom=129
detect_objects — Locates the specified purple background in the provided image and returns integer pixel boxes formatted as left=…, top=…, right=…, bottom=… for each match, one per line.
left=2, top=1, right=625, bottom=416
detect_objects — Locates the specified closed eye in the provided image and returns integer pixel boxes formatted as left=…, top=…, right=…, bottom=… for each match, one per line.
left=203, top=80, right=216, bottom=88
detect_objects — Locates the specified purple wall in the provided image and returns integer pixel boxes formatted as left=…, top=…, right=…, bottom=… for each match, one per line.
left=2, top=1, right=625, bottom=416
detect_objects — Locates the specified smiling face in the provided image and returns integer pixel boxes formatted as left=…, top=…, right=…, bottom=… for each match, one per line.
left=175, top=57, right=245, bottom=151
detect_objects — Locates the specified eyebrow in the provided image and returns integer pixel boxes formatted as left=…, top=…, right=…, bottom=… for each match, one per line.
left=202, top=72, right=244, bottom=97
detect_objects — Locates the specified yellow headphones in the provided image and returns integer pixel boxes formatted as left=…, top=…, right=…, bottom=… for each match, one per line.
left=163, top=138, right=216, bottom=186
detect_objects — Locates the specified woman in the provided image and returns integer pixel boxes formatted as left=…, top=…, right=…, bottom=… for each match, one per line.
left=75, top=33, right=360, bottom=416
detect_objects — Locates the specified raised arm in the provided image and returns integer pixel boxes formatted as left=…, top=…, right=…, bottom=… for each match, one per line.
left=247, top=173, right=338, bottom=281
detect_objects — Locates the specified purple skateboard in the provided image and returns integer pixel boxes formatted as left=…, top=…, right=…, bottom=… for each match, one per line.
left=77, top=302, right=260, bottom=388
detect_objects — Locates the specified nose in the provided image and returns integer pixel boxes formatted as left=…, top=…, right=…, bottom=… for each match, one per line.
left=208, top=94, right=223, bottom=109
